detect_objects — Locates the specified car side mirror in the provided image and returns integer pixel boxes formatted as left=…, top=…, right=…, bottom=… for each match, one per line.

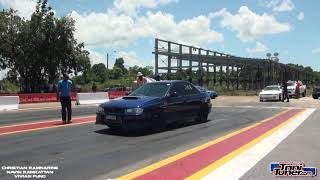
left=168, top=91, right=178, bottom=98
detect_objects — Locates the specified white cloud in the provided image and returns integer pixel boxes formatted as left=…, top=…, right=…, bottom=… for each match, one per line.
left=88, top=50, right=153, bottom=68
left=70, top=0, right=223, bottom=70
left=137, top=11, right=223, bottom=45
left=0, top=0, right=36, bottom=19
left=266, top=0, right=281, bottom=8
left=312, top=48, right=320, bottom=55
left=117, top=51, right=152, bottom=67
left=273, top=0, right=295, bottom=12
left=211, top=6, right=291, bottom=42
left=111, top=0, right=177, bottom=16
left=71, top=10, right=223, bottom=49
left=297, top=12, right=304, bottom=21
left=70, top=11, right=142, bottom=48
left=88, top=50, right=108, bottom=65
left=266, top=0, right=295, bottom=12
left=246, top=42, right=269, bottom=53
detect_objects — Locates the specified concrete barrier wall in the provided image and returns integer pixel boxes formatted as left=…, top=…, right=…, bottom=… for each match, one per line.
left=76, top=92, right=109, bottom=105
left=0, top=96, right=19, bottom=111
left=0, top=92, right=77, bottom=104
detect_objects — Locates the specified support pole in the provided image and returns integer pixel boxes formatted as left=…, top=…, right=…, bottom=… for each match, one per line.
left=168, top=41, right=171, bottom=79
left=226, top=64, right=230, bottom=90
left=220, top=65, right=223, bottom=86
left=214, top=65, right=217, bottom=85
left=198, top=48, right=202, bottom=86
left=155, top=38, right=159, bottom=75
left=236, top=66, right=239, bottom=90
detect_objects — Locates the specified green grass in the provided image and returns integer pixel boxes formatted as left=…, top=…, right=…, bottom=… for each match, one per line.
left=208, top=85, right=259, bottom=96
left=207, top=81, right=260, bottom=96
left=0, top=80, right=20, bottom=93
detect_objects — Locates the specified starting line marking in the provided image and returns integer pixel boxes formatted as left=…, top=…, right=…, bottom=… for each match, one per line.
left=0, top=116, right=96, bottom=136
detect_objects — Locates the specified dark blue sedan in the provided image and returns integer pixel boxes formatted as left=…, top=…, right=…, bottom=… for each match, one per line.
left=96, top=80, right=212, bottom=132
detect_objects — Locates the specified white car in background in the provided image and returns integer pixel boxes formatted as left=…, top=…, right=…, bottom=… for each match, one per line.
left=259, top=85, right=283, bottom=102
left=287, top=80, right=307, bottom=97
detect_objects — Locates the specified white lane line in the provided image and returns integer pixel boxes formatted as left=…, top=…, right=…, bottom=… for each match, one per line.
left=0, top=104, right=99, bottom=113
left=18, top=104, right=99, bottom=111
left=0, top=115, right=96, bottom=128
left=213, top=105, right=301, bottom=109
left=201, top=108, right=316, bottom=180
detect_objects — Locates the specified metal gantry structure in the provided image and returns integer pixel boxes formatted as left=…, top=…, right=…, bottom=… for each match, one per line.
left=154, top=38, right=314, bottom=90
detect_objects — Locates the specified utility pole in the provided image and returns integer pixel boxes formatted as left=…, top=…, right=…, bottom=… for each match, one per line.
left=106, top=53, right=109, bottom=80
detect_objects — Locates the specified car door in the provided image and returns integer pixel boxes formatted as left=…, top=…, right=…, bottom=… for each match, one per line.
left=163, top=82, right=188, bottom=123
left=182, top=82, right=202, bottom=118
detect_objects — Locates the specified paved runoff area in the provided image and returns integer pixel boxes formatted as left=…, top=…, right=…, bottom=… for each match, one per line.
left=0, top=96, right=319, bottom=180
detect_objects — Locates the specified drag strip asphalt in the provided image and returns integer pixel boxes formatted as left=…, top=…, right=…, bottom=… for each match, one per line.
left=0, top=107, right=285, bottom=180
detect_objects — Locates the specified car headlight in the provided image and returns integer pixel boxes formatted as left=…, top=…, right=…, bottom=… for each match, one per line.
left=96, top=106, right=104, bottom=114
left=125, top=107, right=143, bottom=115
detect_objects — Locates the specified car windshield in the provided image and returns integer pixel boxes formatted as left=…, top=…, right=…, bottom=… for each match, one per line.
left=129, top=83, right=171, bottom=97
left=264, top=87, right=280, bottom=91
left=287, top=82, right=295, bottom=86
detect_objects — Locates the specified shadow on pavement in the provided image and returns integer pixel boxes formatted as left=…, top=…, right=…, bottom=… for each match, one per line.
left=94, top=119, right=212, bottom=137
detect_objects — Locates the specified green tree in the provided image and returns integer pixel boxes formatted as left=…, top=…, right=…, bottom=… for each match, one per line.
left=109, top=67, right=123, bottom=79
left=128, top=65, right=140, bottom=75
left=0, top=0, right=91, bottom=92
left=304, top=66, right=313, bottom=73
left=140, top=66, right=153, bottom=76
left=128, top=65, right=154, bottom=78
left=92, top=63, right=107, bottom=83
left=114, top=57, right=128, bottom=75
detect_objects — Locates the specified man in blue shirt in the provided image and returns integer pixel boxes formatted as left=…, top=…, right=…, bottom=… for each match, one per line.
left=58, top=73, right=73, bottom=124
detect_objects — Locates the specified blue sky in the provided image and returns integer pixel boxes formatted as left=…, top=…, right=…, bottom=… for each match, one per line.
left=1, top=0, right=320, bottom=73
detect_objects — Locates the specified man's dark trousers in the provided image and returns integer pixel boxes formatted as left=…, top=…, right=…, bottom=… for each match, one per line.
left=282, top=91, right=289, bottom=102
left=60, top=96, right=72, bottom=122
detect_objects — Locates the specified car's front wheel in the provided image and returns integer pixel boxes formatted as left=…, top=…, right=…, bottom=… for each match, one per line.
left=196, top=110, right=209, bottom=123
left=151, top=114, right=166, bottom=132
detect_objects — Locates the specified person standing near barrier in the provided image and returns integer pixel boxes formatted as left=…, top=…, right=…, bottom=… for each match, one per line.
left=155, top=74, right=161, bottom=81
left=281, top=80, right=289, bottom=102
left=92, top=82, right=97, bottom=93
left=295, top=80, right=301, bottom=99
left=57, top=73, right=73, bottom=124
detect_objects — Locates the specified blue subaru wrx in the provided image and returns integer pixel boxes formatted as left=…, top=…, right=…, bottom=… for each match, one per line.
left=96, top=80, right=212, bottom=132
